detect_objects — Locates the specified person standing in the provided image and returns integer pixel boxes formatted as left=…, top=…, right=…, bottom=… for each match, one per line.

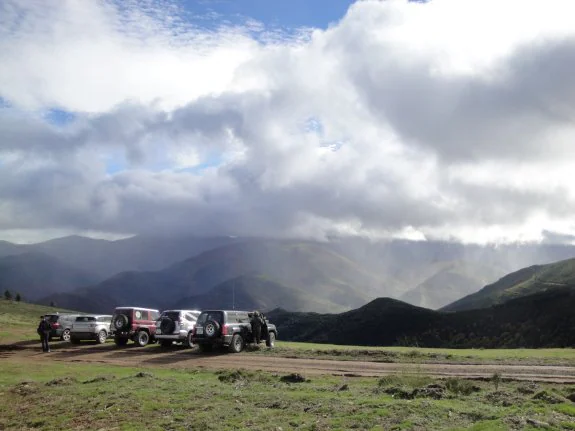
left=250, top=311, right=263, bottom=345
left=37, top=316, right=52, bottom=353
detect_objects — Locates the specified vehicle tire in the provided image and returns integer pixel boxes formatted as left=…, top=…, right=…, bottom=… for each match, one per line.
left=160, top=318, right=175, bottom=334
left=204, top=320, right=221, bottom=338
left=266, top=331, right=276, bottom=348
left=135, top=330, right=149, bottom=347
left=96, top=330, right=107, bottom=344
left=160, top=340, right=172, bottom=348
left=61, top=329, right=71, bottom=342
left=229, top=334, right=245, bottom=353
left=114, top=337, right=128, bottom=347
left=70, top=337, right=81, bottom=344
left=198, top=344, right=213, bottom=353
left=113, top=314, right=129, bottom=331
left=183, top=331, right=194, bottom=348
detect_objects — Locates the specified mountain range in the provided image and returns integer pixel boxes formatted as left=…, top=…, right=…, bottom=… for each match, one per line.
left=1, top=235, right=575, bottom=314
left=269, top=284, right=575, bottom=348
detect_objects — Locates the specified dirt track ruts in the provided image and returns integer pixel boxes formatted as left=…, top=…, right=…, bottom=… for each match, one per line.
left=2, top=342, right=575, bottom=383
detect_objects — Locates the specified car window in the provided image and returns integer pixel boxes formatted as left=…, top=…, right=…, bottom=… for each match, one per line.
left=97, top=316, right=111, bottom=322
left=184, top=313, right=195, bottom=321
left=237, top=312, right=250, bottom=322
left=161, top=311, right=180, bottom=321
left=134, top=310, right=148, bottom=320
left=150, top=310, right=160, bottom=320
left=197, top=311, right=223, bottom=325
left=76, top=316, right=96, bottom=322
left=46, top=315, right=59, bottom=323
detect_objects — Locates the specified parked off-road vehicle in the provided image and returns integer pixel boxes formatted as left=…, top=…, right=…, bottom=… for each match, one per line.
left=44, top=313, right=81, bottom=342
left=155, top=309, right=201, bottom=348
left=192, top=310, right=278, bottom=353
left=70, top=315, right=112, bottom=344
left=110, top=307, right=160, bottom=347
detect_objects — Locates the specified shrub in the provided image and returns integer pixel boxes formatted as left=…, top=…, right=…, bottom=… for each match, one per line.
left=445, top=377, right=478, bottom=396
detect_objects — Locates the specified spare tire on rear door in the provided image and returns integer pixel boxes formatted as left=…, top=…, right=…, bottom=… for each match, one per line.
left=160, top=318, right=175, bottom=334
left=204, top=320, right=221, bottom=338
left=113, top=314, right=129, bottom=330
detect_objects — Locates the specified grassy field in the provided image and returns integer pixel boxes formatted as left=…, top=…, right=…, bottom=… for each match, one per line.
left=259, top=342, right=575, bottom=366
left=1, top=358, right=575, bottom=430
left=0, top=299, right=77, bottom=344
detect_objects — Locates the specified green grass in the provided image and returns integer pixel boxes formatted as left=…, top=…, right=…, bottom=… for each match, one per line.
left=258, top=342, right=575, bottom=365
left=0, top=299, right=77, bottom=344
left=2, top=358, right=575, bottom=431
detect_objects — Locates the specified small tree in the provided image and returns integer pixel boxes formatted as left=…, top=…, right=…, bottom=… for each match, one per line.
left=15, top=293, right=21, bottom=302
left=49, top=300, right=56, bottom=307
left=4, top=290, right=12, bottom=301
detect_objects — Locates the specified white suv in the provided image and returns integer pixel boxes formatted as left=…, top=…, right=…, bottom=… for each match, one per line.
left=156, top=310, right=201, bottom=348
left=70, top=315, right=112, bottom=344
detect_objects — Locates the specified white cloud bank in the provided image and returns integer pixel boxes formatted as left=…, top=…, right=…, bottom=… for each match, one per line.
left=1, top=0, right=575, bottom=244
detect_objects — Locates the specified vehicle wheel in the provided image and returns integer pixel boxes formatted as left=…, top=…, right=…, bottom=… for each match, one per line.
left=266, top=331, right=276, bottom=348
left=114, top=337, right=128, bottom=347
left=113, top=314, right=129, bottom=331
left=61, top=329, right=71, bottom=342
left=204, top=320, right=221, bottom=338
left=198, top=344, right=213, bottom=353
left=135, top=330, right=150, bottom=347
left=229, top=334, right=245, bottom=353
left=70, top=337, right=81, bottom=345
left=96, top=330, right=107, bottom=344
left=184, top=332, right=194, bottom=348
left=160, top=340, right=172, bottom=348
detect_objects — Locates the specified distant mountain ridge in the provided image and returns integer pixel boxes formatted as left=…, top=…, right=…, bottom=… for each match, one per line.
left=443, top=257, right=575, bottom=311
left=2, top=235, right=575, bottom=313
left=0, top=252, right=99, bottom=300
left=269, top=287, right=575, bottom=348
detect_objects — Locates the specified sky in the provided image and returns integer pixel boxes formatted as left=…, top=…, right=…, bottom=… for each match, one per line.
left=1, top=0, right=575, bottom=244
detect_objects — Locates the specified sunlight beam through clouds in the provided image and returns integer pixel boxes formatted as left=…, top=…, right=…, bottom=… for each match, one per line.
left=1, top=0, right=575, bottom=244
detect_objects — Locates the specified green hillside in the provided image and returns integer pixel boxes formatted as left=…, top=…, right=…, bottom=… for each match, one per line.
left=444, top=257, right=575, bottom=311
left=0, top=299, right=77, bottom=343
left=269, top=287, right=575, bottom=348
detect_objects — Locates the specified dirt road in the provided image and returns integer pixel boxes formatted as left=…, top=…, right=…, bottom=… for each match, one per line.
left=3, top=341, right=575, bottom=383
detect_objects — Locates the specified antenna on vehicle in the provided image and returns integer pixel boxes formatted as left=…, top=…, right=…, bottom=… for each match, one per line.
left=232, top=278, right=235, bottom=310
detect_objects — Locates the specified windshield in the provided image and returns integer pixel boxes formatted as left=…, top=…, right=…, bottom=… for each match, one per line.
left=197, top=311, right=223, bottom=325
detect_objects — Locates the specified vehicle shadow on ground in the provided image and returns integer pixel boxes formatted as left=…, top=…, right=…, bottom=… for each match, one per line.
left=48, top=342, right=117, bottom=358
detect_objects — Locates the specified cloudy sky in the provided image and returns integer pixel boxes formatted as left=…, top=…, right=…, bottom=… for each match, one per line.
left=1, top=0, right=575, bottom=244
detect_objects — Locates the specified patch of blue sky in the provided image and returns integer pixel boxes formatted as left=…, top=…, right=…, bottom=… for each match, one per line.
left=105, top=157, right=128, bottom=175
left=43, top=109, right=76, bottom=127
left=0, top=97, right=11, bottom=109
left=176, top=153, right=224, bottom=174
left=304, top=116, right=324, bottom=135
left=182, top=0, right=356, bottom=30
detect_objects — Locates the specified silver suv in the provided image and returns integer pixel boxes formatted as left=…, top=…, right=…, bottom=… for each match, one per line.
left=70, top=315, right=112, bottom=344
left=156, top=309, right=201, bottom=348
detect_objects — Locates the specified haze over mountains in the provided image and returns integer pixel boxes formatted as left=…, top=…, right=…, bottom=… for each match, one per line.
left=2, top=235, right=575, bottom=314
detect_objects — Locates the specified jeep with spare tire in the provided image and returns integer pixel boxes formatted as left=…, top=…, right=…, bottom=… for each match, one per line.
left=192, top=310, right=278, bottom=353
left=110, top=307, right=160, bottom=347
left=155, top=309, right=201, bottom=348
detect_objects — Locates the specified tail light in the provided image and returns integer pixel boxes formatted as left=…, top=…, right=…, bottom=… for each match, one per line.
left=52, top=322, right=60, bottom=329
left=222, top=325, right=228, bottom=335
